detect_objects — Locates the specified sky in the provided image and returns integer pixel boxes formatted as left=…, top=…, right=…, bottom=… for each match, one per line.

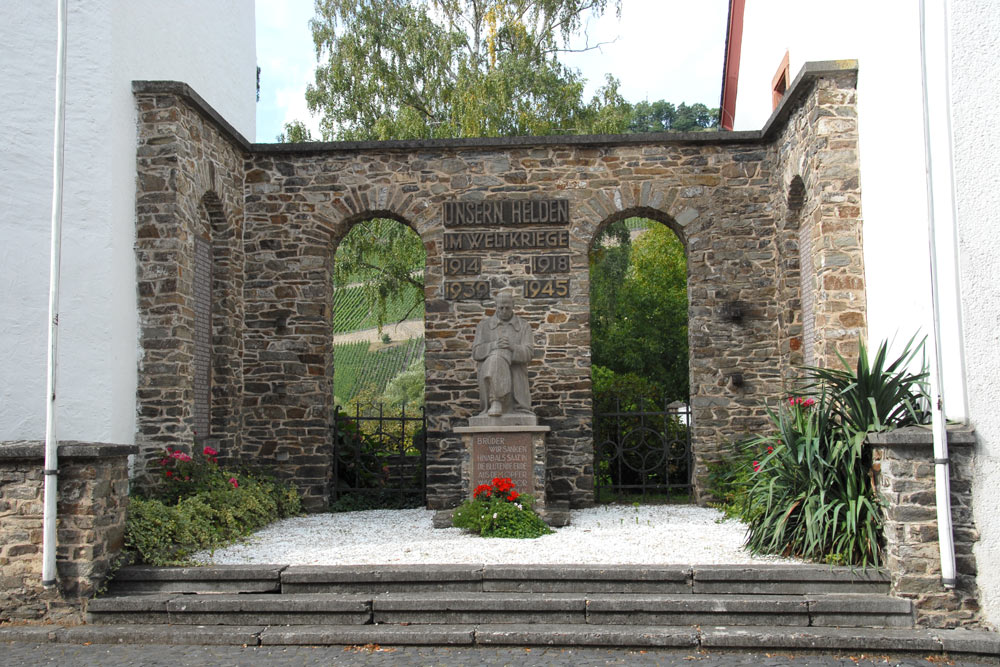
left=254, top=0, right=730, bottom=143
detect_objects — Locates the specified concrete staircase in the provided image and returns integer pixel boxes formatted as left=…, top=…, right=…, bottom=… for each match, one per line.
left=74, top=563, right=964, bottom=650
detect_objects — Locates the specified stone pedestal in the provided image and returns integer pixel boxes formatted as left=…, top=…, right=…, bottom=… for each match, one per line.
left=453, top=424, right=566, bottom=526
left=869, top=426, right=980, bottom=628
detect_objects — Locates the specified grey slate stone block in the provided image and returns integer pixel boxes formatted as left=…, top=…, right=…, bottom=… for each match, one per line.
left=475, top=623, right=700, bottom=647
left=483, top=564, right=691, bottom=593
left=281, top=564, right=483, bottom=593
left=0, top=626, right=64, bottom=643
left=164, top=593, right=372, bottom=625
left=693, top=565, right=889, bottom=595
left=110, top=565, right=285, bottom=594
left=699, top=626, right=943, bottom=652
left=935, top=628, right=1000, bottom=656
left=61, top=624, right=265, bottom=646
left=259, top=624, right=476, bottom=646
left=372, top=591, right=587, bottom=624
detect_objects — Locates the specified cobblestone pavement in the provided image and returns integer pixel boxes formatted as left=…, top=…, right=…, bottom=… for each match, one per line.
left=1, top=643, right=994, bottom=666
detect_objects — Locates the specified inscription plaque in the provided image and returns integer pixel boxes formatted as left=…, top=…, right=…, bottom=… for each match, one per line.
left=444, top=230, right=569, bottom=251
left=524, top=278, right=569, bottom=299
left=444, top=199, right=569, bottom=227
left=445, top=280, right=490, bottom=301
left=471, top=431, right=534, bottom=494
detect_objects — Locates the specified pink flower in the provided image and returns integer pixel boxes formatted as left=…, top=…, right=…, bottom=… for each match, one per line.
left=229, top=477, right=239, bottom=489
left=170, top=451, right=192, bottom=462
left=752, top=460, right=760, bottom=472
left=203, top=446, right=218, bottom=457
left=160, top=458, right=169, bottom=466
left=803, top=398, right=815, bottom=408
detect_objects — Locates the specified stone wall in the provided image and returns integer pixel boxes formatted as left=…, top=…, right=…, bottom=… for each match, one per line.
left=0, top=442, right=134, bottom=623
left=769, top=64, right=866, bottom=371
left=134, top=83, right=247, bottom=479
left=870, top=427, right=982, bottom=628
left=131, top=62, right=864, bottom=510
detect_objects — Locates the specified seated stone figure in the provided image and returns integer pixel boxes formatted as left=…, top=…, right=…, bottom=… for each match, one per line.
left=472, top=292, right=534, bottom=419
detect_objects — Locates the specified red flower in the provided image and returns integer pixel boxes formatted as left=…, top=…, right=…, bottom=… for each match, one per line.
left=508, top=491, right=519, bottom=502
left=160, top=458, right=169, bottom=466
left=165, top=470, right=173, bottom=478
left=473, top=484, right=492, bottom=499
left=803, top=398, right=815, bottom=408
left=229, top=477, right=239, bottom=489
left=203, top=446, right=218, bottom=457
left=752, top=460, right=760, bottom=472
left=766, top=446, right=774, bottom=454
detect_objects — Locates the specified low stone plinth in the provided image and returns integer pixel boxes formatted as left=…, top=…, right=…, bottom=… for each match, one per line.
left=0, top=440, right=135, bottom=623
left=869, top=426, right=980, bottom=628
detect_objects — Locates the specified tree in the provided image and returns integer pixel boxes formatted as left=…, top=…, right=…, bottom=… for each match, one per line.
left=276, top=119, right=315, bottom=143
left=333, top=219, right=426, bottom=331
left=306, top=0, right=621, bottom=140
left=590, top=220, right=688, bottom=401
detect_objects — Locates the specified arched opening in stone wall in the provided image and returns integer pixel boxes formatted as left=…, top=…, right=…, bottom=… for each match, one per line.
left=588, top=209, right=690, bottom=503
left=330, top=214, right=427, bottom=507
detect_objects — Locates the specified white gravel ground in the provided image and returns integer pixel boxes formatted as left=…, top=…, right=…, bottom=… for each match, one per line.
left=192, top=505, right=797, bottom=566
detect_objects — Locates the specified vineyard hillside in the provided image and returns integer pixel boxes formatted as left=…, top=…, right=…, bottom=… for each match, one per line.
left=334, top=337, right=425, bottom=404
left=333, top=282, right=424, bottom=334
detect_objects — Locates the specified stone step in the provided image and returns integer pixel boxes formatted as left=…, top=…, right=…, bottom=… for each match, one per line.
left=273, top=563, right=889, bottom=595
left=8, top=623, right=1000, bottom=656
left=108, top=565, right=286, bottom=594
left=87, top=591, right=912, bottom=628
left=87, top=593, right=370, bottom=626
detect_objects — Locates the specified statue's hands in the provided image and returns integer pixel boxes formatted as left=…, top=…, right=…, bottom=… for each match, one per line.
left=497, top=335, right=510, bottom=350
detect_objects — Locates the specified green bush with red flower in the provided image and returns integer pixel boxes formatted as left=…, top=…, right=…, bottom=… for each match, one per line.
left=124, top=445, right=301, bottom=565
left=452, top=477, right=552, bottom=539
left=721, top=338, right=929, bottom=567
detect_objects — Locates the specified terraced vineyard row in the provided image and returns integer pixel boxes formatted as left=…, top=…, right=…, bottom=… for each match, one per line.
left=334, top=337, right=425, bottom=403
left=333, top=283, right=425, bottom=334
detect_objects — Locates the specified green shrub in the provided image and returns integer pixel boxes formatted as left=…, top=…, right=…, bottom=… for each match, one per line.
left=125, top=446, right=301, bottom=565
left=739, top=338, right=929, bottom=567
left=452, top=478, right=552, bottom=539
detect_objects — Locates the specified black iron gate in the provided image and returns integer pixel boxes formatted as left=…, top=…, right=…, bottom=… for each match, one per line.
left=332, top=403, right=427, bottom=505
left=594, top=397, right=692, bottom=502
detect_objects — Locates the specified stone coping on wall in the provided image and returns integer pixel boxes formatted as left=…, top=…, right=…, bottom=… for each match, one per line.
left=868, top=425, right=977, bottom=449
left=132, top=59, right=858, bottom=157
left=0, top=440, right=137, bottom=460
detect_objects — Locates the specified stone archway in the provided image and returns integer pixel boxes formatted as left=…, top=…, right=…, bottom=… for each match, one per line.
left=133, top=65, right=865, bottom=510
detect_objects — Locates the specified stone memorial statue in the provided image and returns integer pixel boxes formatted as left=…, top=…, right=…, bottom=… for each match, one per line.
left=471, top=292, right=536, bottom=424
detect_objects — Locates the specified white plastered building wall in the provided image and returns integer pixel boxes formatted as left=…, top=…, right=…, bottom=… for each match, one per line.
left=735, top=0, right=1000, bottom=628
left=0, top=1, right=255, bottom=445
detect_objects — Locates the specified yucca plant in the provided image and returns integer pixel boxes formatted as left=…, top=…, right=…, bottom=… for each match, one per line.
left=742, top=394, right=882, bottom=565
left=741, top=337, right=930, bottom=567
left=799, top=336, right=930, bottom=433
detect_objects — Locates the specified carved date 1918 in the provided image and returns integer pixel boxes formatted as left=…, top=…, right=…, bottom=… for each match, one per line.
left=530, top=254, right=570, bottom=274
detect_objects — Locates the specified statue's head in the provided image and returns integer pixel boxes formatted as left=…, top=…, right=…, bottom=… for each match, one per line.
left=496, top=292, right=514, bottom=322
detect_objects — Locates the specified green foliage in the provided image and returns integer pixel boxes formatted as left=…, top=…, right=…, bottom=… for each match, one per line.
left=799, top=336, right=930, bottom=434
left=334, top=338, right=425, bottom=404
left=307, top=0, right=621, bottom=141
left=333, top=218, right=425, bottom=333
left=452, top=478, right=551, bottom=539
left=737, top=338, right=930, bottom=567
left=385, top=357, right=426, bottom=408
left=125, top=455, right=302, bottom=566
left=590, top=220, right=688, bottom=401
left=276, top=119, right=315, bottom=143
left=628, top=100, right=719, bottom=133
left=704, top=440, right=758, bottom=521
